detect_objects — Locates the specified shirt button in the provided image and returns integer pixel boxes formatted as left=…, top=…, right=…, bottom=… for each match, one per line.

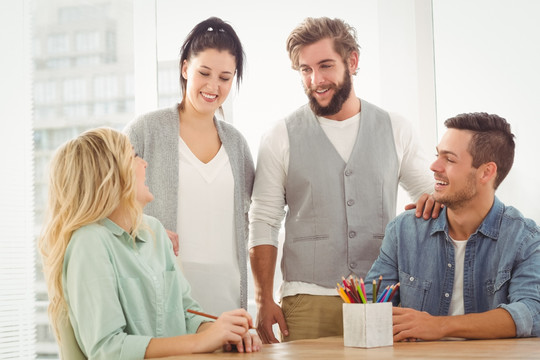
left=445, top=293, right=450, bottom=298
left=345, top=169, right=352, bottom=176
left=350, top=263, right=356, bottom=268
left=347, top=199, right=355, bottom=206
left=348, top=231, right=356, bottom=238
left=448, top=263, right=452, bottom=268
left=409, top=276, right=414, bottom=282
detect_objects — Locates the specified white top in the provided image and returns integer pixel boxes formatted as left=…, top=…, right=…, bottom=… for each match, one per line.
left=176, top=137, right=240, bottom=315
left=249, top=111, right=435, bottom=298
left=449, top=237, right=467, bottom=316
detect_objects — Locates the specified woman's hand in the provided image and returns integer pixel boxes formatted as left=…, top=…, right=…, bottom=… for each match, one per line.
left=194, top=309, right=261, bottom=353
left=226, top=328, right=262, bottom=353
left=166, top=229, right=179, bottom=256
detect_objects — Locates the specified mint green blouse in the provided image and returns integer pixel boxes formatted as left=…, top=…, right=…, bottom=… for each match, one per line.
left=63, top=215, right=206, bottom=359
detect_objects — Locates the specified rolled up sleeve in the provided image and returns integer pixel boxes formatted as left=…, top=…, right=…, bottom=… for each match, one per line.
left=499, top=238, right=540, bottom=337
left=248, top=121, right=288, bottom=249
left=498, top=302, right=536, bottom=337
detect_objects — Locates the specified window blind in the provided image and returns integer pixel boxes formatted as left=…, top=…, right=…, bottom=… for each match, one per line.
left=0, top=0, right=36, bottom=358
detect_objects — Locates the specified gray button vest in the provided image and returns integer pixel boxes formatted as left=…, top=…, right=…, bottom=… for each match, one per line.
left=283, top=99, right=399, bottom=287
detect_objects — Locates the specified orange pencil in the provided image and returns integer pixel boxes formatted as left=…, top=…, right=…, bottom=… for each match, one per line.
left=187, top=309, right=255, bottom=329
left=337, top=286, right=351, bottom=303
left=187, top=309, right=218, bottom=320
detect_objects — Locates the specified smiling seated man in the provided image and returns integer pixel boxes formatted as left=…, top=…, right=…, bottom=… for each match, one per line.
left=366, top=112, right=540, bottom=341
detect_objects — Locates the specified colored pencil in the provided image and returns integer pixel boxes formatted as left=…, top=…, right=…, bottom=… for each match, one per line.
left=356, top=280, right=367, bottom=304
left=188, top=309, right=255, bottom=329
left=382, top=285, right=393, bottom=302
left=377, top=286, right=389, bottom=303
left=187, top=309, right=218, bottom=320
left=337, top=283, right=352, bottom=303
left=360, top=278, right=367, bottom=303
left=336, top=275, right=398, bottom=304
left=346, top=287, right=361, bottom=303
left=375, top=275, right=383, bottom=298
left=346, top=277, right=362, bottom=303
left=339, top=287, right=351, bottom=303
left=342, top=277, right=352, bottom=292
left=387, top=282, right=400, bottom=302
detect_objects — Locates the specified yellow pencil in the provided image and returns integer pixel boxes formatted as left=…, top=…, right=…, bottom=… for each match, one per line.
left=337, top=286, right=351, bottom=303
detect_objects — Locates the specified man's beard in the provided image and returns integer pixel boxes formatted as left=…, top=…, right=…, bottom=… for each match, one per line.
left=433, top=170, right=477, bottom=210
left=305, top=68, right=352, bottom=117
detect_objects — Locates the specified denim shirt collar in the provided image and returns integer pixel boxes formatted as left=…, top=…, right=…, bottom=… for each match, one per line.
left=430, top=196, right=504, bottom=241
left=101, top=217, right=148, bottom=243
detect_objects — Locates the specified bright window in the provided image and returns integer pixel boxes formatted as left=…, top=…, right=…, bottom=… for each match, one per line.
left=46, top=34, right=69, bottom=55
left=75, top=31, right=100, bottom=52
left=0, top=1, right=36, bottom=358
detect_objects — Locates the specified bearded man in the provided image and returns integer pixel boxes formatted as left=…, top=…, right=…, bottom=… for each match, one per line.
left=365, top=112, right=540, bottom=340
left=249, top=17, right=437, bottom=343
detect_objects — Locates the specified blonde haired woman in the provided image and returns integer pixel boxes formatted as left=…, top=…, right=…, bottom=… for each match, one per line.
left=39, top=128, right=260, bottom=359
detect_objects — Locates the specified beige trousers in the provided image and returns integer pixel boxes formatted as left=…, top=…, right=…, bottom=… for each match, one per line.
left=281, top=294, right=344, bottom=342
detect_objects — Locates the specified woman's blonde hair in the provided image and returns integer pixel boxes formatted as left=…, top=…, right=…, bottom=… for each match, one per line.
left=38, top=127, right=143, bottom=339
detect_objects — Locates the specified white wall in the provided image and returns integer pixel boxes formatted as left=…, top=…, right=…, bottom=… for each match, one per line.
left=155, top=0, right=386, bottom=156
left=433, top=0, right=540, bottom=222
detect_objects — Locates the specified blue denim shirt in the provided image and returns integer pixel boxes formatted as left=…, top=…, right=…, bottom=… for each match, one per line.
left=366, top=197, right=540, bottom=337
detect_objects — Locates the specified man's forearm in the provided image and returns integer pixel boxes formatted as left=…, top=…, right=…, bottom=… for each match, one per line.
left=441, top=308, right=516, bottom=339
left=249, top=245, right=278, bottom=304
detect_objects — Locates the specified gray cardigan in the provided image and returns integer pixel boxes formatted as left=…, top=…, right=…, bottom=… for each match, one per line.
left=124, top=105, right=255, bottom=309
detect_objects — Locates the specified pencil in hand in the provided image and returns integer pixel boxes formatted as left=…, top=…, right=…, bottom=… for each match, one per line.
left=187, top=309, right=218, bottom=320
left=187, top=309, right=256, bottom=329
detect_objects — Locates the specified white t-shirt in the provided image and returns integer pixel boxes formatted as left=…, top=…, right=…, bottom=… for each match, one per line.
left=249, top=111, right=435, bottom=298
left=449, top=237, right=467, bottom=316
left=444, top=236, right=467, bottom=341
left=176, top=137, right=240, bottom=315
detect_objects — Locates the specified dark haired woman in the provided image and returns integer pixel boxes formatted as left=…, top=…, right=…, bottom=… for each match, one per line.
left=124, top=17, right=254, bottom=316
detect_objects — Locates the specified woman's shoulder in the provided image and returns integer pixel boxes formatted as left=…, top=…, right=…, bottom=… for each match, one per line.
left=215, top=119, right=249, bottom=147
left=140, top=106, right=178, bottom=122
left=67, top=222, right=114, bottom=258
left=141, top=214, right=169, bottom=240
left=142, top=214, right=165, bottom=230
left=71, top=221, right=109, bottom=240
left=215, top=118, right=242, bottom=134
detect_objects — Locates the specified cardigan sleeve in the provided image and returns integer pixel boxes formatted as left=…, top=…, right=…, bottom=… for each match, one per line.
left=123, top=116, right=145, bottom=159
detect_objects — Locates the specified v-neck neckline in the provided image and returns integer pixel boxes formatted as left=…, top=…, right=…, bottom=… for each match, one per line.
left=178, top=137, right=229, bottom=183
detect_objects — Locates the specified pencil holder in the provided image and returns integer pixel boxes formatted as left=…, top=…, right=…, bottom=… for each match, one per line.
left=342, top=302, right=393, bottom=348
